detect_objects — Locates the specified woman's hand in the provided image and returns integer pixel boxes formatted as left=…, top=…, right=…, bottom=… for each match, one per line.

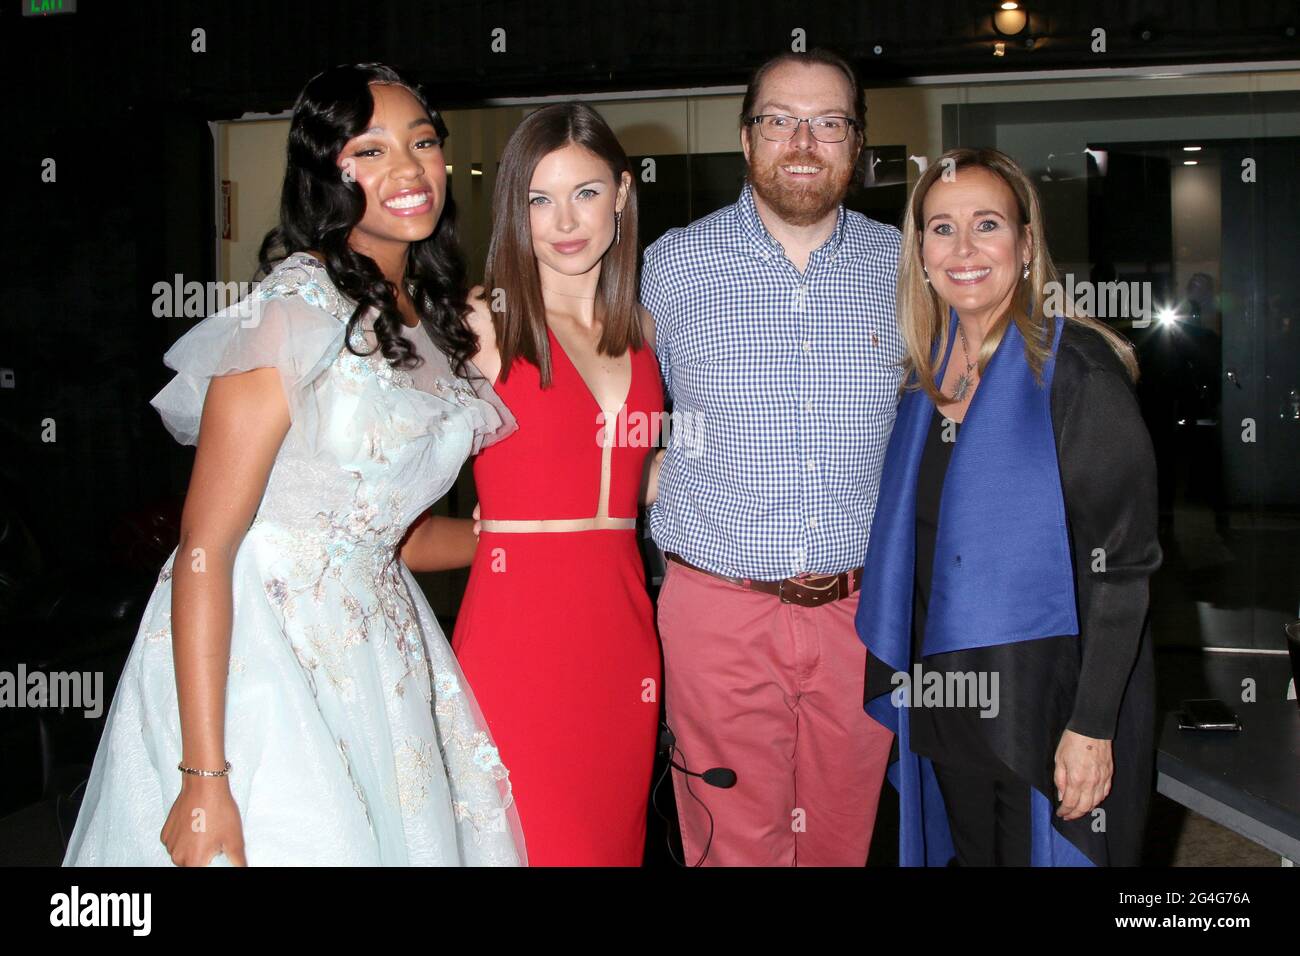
left=473, top=502, right=481, bottom=538
left=160, top=775, right=247, bottom=866
left=1053, top=729, right=1113, bottom=820
left=400, top=514, right=478, bottom=571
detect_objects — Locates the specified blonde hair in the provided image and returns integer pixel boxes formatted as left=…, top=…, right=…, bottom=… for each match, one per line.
left=898, top=147, right=1138, bottom=403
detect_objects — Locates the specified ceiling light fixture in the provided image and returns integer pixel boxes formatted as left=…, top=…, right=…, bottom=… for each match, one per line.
left=994, top=2, right=1028, bottom=36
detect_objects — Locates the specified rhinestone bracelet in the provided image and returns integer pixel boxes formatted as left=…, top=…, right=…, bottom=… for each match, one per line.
left=178, top=760, right=232, bottom=777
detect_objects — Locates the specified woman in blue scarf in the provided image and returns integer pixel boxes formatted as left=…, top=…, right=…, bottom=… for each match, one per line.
left=856, top=147, right=1160, bottom=866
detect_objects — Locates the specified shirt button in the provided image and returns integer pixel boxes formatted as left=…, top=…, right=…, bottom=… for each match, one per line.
left=803, top=400, right=814, bottom=412
left=806, top=459, right=816, bottom=471
left=802, top=340, right=813, bottom=353
left=807, top=516, right=818, bottom=529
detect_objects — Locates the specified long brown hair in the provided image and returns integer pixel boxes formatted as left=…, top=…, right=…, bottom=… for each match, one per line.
left=482, top=102, right=642, bottom=387
left=898, top=147, right=1138, bottom=404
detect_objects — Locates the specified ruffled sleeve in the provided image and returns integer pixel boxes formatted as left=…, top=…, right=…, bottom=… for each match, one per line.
left=149, top=258, right=349, bottom=448
left=460, top=358, right=517, bottom=454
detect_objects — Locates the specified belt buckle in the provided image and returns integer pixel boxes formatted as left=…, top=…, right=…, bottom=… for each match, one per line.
left=780, top=573, right=840, bottom=606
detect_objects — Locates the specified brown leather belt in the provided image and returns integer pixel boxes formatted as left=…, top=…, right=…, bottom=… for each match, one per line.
left=664, top=552, right=863, bottom=608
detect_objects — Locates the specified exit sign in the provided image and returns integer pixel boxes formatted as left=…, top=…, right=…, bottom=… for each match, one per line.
left=24, top=0, right=76, bottom=14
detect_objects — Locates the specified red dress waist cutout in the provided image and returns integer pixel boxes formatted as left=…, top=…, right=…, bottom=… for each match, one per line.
left=452, top=320, right=666, bottom=866
left=473, top=324, right=664, bottom=522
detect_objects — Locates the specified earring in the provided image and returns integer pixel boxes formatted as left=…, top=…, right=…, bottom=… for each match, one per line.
left=922, top=266, right=931, bottom=284
left=614, top=212, right=622, bottom=245
left=1021, top=261, right=1030, bottom=280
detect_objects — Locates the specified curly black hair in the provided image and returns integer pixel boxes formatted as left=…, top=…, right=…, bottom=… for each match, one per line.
left=257, top=63, right=477, bottom=379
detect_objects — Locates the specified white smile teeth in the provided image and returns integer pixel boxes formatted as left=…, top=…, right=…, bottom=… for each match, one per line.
left=784, top=165, right=821, bottom=174
left=949, top=269, right=991, bottom=280
left=384, top=192, right=429, bottom=209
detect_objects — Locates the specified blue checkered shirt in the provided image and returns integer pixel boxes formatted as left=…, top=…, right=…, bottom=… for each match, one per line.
left=641, top=181, right=904, bottom=580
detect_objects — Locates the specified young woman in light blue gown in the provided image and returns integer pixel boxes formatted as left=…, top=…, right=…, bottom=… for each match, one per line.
left=63, top=64, right=526, bottom=866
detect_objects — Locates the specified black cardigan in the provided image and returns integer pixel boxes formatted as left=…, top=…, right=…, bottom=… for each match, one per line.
left=866, top=321, right=1162, bottom=863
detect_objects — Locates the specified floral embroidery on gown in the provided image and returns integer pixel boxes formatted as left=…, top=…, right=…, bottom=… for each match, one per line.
left=63, top=252, right=526, bottom=866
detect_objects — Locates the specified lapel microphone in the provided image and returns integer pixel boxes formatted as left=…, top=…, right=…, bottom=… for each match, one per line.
left=658, top=725, right=737, bottom=788
left=654, top=721, right=737, bottom=866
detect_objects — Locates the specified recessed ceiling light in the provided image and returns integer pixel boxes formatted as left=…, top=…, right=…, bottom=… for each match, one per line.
left=1183, top=146, right=1202, bottom=152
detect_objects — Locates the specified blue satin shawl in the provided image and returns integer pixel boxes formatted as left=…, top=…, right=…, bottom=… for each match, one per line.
left=856, top=309, right=1092, bottom=866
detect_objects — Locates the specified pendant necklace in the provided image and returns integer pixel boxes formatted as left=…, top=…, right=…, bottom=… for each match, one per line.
left=950, top=323, right=976, bottom=403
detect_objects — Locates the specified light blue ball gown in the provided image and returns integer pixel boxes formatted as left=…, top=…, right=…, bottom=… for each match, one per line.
left=63, top=252, right=526, bottom=866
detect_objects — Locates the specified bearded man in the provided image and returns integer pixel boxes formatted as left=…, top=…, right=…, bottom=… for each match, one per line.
left=640, top=48, right=905, bottom=866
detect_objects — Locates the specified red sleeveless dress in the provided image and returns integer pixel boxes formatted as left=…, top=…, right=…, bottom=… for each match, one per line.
left=451, top=325, right=664, bottom=866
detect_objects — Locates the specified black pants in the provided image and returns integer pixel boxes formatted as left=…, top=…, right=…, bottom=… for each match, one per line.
left=931, top=760, right=1032, bottom=866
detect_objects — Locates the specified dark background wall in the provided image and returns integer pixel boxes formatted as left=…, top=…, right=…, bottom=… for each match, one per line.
left=6, top=0, right=1296, bottom=572
left=1, top=0, right=1297, bottom=847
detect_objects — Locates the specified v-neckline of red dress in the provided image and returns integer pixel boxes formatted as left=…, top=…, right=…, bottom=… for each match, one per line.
left=546, top=323, right=632, bottom=416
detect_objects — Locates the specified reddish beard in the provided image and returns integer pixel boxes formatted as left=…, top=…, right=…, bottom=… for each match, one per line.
left=748, top=148, right=854, bottom=226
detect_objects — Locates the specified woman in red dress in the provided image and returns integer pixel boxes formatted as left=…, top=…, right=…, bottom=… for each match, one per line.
left=451, top=103, right=665, bottom=865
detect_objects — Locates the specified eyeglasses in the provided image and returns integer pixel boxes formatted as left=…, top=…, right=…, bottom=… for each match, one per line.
left=745, top=114, right=862, bottom=144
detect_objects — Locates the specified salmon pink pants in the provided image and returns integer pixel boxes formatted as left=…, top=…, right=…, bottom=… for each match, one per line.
left=656, top=560, right=895, bottom=866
